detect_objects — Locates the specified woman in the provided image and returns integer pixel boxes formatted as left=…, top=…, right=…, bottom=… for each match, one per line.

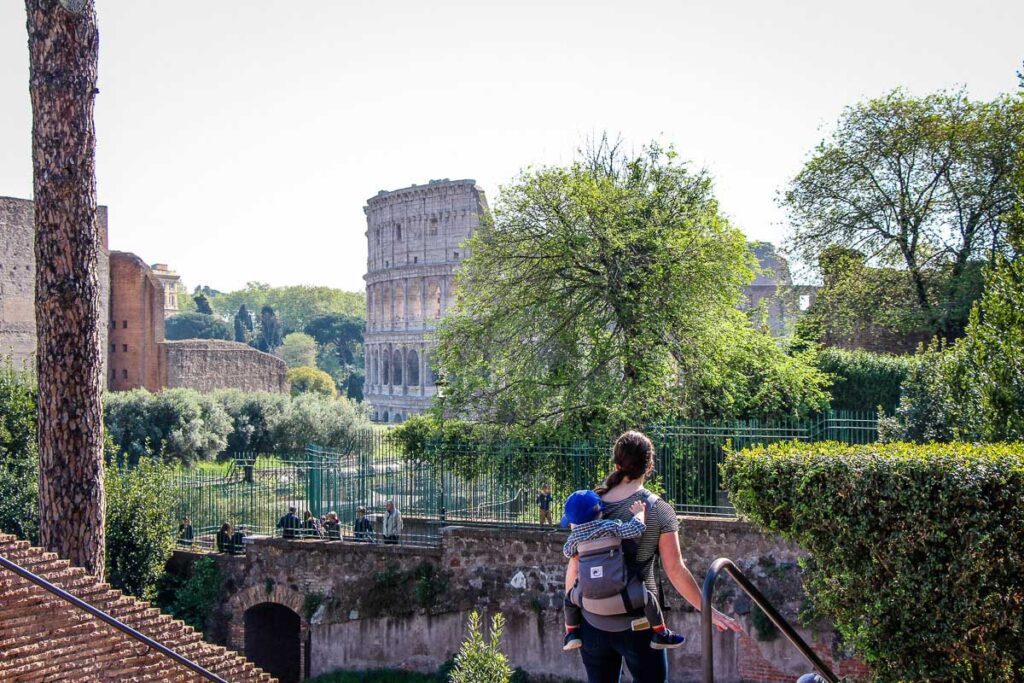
left=302, top=510, right=323, bottom=539
left=566, top=431, right=741, bottom=682
left=323, top=511, right=341, bottom=540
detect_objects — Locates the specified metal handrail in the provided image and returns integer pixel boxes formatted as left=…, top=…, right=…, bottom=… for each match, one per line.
left=0, top=552, right=228, bottom=683
left=701, top=557, right=840, bottom=683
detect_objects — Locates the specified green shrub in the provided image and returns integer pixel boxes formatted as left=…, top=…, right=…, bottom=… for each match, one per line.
left=104, top=388, right=231, bottom=465
left=888, top=253, right=1024, bottom=443
left=0, top=362, right=39, bottom=542
left=105, top=459, right=179, bottom=600
left=212, top=389, right=288, bottom=454
left=450, top=611, right=512, bottom=683
left=156, top=556, right=223, bottom=633
left=288, top=366, right=337, bottom=397
left=815, top=347, right=916, bottom=413
left=723, top=441, right=1024, bottom=682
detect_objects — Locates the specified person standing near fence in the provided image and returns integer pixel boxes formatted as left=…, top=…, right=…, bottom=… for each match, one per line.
left=276, top=506, right=302, bottom=539
left=537, top=483, right=554, bottom=525
left=353, top=506, right=374, bottom=542
left=382, top=500, right=403, bottom=544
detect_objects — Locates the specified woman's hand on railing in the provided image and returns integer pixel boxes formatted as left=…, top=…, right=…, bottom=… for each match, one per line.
left=712, top=610, right=742, bottom=633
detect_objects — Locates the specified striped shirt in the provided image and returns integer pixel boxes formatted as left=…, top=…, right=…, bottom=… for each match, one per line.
left=563, top=516, right=645, bottom=558
left=599, top=489, right=679, bottom=593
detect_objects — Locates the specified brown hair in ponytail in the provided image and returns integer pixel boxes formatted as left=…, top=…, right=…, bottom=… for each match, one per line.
left=594, top=431, right=655, bottom=495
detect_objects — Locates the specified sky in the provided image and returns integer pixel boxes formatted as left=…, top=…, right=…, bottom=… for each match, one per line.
left=1, top=1, right=1021, bottom=293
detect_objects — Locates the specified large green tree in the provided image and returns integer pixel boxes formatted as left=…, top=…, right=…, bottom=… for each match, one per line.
left=164, top=312, right=232, bottom=341
left=784, top=89, right=1024, bottom=339
left=278, top=332, right=317, bottom=368
left=435, top=139, right=826, bottom=434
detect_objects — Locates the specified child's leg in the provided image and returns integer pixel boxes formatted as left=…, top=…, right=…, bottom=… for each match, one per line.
left=564, top=589, right=582, bottom=630
left=642, top=588, right=668, bottom=632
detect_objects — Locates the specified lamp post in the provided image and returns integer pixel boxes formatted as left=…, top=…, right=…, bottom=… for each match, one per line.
left=434, top=370, right=448, bottom=522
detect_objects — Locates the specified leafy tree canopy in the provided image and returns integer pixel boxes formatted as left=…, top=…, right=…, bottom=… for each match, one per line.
left=208, top=283, right=365, bottom=333
left=783, top=88, right=1024, bottom=339
left=287, top=366, right=337, bottom=398
left=435, top=137, right=828, bottom=434
left=164, top=313, right=232, bottom=341
left=279, top=332, right=318, bottom=368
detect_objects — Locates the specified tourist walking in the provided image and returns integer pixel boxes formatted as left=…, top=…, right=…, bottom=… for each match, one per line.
left=353, top=506, right=374, bottom=542
left=382, top=500, right=403, bottom=544
left=276, top=506, right=302, bottom=539
left=566, top=431, right=741, bottom=683
left=537, top=483, right=554, bottom=525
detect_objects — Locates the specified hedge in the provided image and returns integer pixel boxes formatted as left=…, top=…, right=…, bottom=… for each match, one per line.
left=815, top=347, right=915, bottom=414
left=723, top=441, right=1024, bottom=682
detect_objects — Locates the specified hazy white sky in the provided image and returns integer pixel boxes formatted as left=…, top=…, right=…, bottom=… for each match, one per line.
left=1, top=1, right=1021, bottom=292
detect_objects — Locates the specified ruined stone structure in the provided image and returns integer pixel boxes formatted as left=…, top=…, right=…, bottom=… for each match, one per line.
left=363, top=179, right=488, bottom=423
left=0, top=196, right=109, bottom=384
left=108, top=251, right=166, bottom=392
left=161, top=339, right=289, bottom=393
left=150, top=263, right=182, bottom=317
left=180, top=519, right=868, bottom=683
left=740, top=242, right=816, bottom=337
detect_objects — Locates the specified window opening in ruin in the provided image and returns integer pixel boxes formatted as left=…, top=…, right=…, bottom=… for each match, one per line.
left=122, top=344, right=127, bottom=352
left=414, top=256, right=418, bottom=263
left=396, top=224, right=402, bottom=241
left=121, top=369, right=127, bottom=379
left=122, top=320, right=127, bottom=328
left=429, top=219, right=438, bottom=236
left=110, top=368, right=115, bottom=380
left=245, top=603, right=301, bottom=683
left=110, top=343, right=115, bottom=353
left=453, top=251, right=459, bottom=259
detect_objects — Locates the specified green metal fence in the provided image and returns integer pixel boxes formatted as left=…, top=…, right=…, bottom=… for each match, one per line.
left=172, top=411, right=878, bottom=548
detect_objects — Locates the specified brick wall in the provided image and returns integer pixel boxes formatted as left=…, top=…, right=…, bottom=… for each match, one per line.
left=108, top=250, right=165, bottom=391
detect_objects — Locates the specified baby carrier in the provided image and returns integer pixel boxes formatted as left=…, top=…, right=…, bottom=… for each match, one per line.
left=572, top=492, right=660, bottom=617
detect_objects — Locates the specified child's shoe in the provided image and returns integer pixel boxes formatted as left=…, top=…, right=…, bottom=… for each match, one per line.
left=563, top=630, right=582, bottom=651
left=650, top=629, right=685, bottom=650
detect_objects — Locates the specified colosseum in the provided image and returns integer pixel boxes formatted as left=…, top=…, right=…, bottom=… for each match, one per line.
left=363, top=179, right=488, bottom=423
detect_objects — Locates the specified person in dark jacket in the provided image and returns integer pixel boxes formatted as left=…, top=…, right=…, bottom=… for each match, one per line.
left=302, top=510, right=323, bottom=539
left=276, top=506, right=302, bottom=539
left=353, top=506, right=374, bottom=542
left=177, top=517, right=194, bottom=547
left=216, top=522, right=233, bottom=553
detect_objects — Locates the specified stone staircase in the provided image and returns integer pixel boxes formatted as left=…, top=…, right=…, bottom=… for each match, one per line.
left=0, top=533, right=275, bottom=682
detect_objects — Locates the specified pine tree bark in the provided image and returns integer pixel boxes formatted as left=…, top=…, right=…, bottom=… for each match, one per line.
left=26, top=0, right=105, bottom=576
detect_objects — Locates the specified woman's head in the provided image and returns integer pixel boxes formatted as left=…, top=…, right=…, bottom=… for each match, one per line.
left=220, top=522, right=232, bottom=533
left=595, top=431, right=656, bottom=495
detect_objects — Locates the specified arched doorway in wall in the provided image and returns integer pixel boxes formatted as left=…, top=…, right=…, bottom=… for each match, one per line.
left=244, top=602, right=301, bottom=683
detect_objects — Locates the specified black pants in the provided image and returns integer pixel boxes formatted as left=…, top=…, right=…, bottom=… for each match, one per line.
left=579, top=618, right=668, bottom=683
left=383, top=534, right=399, bottom=545
left=564, top=585, right=666, bottom=631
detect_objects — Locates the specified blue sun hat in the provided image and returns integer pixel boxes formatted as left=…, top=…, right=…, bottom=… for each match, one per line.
left=560, top=490, right=605, bottom=527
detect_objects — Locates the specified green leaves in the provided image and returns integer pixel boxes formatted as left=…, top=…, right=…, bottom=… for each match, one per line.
left=724, top=441, right=1024, bottom=681
left=450, top=611, right=513, bottom=683
left=434, top=138, right=827, bottom=435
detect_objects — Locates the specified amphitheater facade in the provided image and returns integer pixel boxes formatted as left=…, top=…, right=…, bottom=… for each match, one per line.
left=363, top=179, right=488, bottom=423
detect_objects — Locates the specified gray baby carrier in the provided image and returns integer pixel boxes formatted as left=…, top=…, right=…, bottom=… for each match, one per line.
left=574, top=492, right=659, bottom=617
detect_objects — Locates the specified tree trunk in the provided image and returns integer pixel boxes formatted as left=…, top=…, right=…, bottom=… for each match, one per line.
left=26, top=0, right=105, bottom=576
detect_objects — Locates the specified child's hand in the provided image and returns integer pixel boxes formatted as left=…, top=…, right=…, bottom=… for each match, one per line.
left=629, top=500, right=646, bottom=517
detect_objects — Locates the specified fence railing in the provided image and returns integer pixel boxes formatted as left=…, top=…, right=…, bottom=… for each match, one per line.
left=172, top=411, right=878, bottom=548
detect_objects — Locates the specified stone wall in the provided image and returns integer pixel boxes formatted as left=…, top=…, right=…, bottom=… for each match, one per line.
left=108, top=250, right=165, bottom=391
left=0, top=196, right=109, bottom=385
left=363, top=179, right=489, bottom=423
left=191, top=519, right=867, bottom=682
left=160, top=339, right=289, bottom=393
